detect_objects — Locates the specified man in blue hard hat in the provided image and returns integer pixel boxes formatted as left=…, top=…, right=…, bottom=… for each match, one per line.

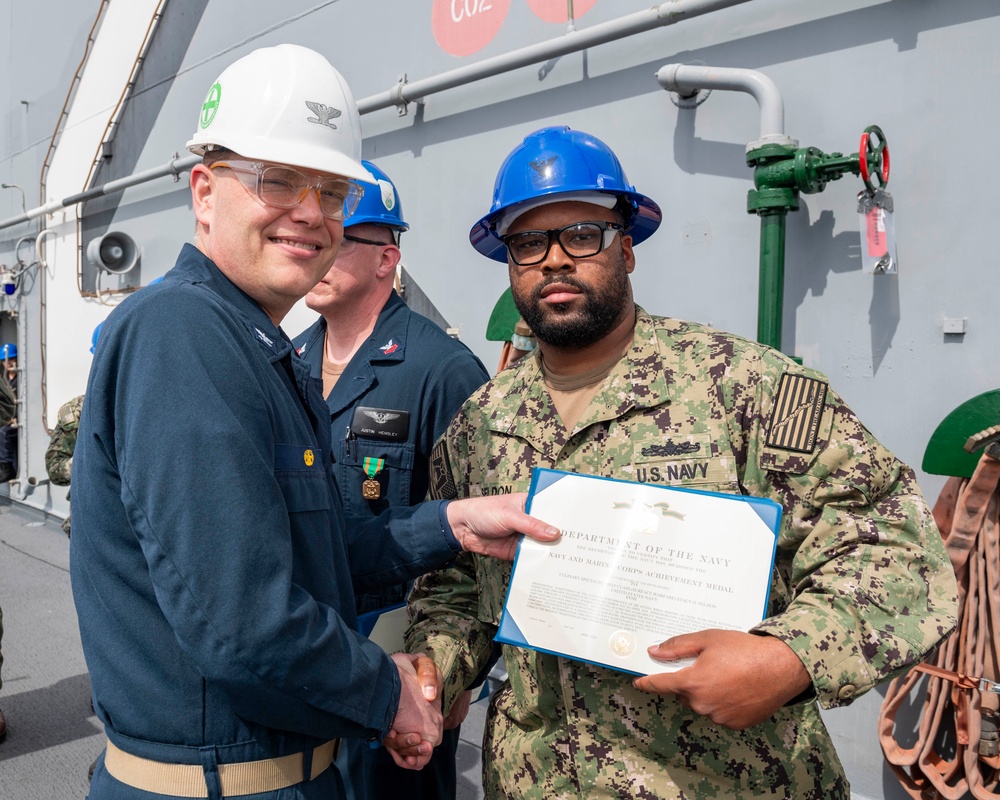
left=294, top=160, right=490, bottom=800
left=405, top=125, right=958, bottom=799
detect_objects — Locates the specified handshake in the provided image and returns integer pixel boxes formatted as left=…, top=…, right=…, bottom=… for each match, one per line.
left=379, top=493, right=561, bottom=769
left=382, top=652, right=465, bottom=770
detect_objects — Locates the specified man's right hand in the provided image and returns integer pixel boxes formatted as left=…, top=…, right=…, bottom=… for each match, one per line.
left=382, top=653, right=443, bottom=769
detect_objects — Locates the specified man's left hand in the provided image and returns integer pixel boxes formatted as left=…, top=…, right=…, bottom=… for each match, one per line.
left=446, top=493, right=559, bottom=561
left=383, top=653, right=443, bottom=769
left=632, top=629, right=811, bottom=730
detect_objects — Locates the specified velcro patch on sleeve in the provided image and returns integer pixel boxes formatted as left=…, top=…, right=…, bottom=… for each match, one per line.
left=429, top=440, right=457, bottom=500
left=765, top=373, right=828, bottom=453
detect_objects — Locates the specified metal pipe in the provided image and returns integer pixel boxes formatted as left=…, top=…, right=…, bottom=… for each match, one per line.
left=0, top=154, right=198, bottom=231
left=657, top=63, right=795, bottom=351
left=358, top=0, right=754, bottom=113
left=655, top=64, right=793, bottom=146
left=757, top=212, right=786, bottom=350
left=0, top=0, right=756, bottom=232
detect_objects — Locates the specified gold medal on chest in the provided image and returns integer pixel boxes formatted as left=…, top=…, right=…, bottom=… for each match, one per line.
left=362, top=456, right=385, bottom=500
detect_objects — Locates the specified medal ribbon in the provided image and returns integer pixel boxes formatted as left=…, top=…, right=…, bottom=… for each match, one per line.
left=363, top=457, right=385, bottom=479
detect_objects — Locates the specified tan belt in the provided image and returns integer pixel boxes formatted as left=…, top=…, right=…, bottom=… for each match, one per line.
left=104, top=738, right=339, bottom=798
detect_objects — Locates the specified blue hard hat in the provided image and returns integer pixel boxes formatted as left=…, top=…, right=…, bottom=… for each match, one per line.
left=90, top=322, right=104, bottom=355
left=470, top=126, right=662, bottom=262
left=345, top=161, right=408, bottom=232
left=0, top=343, right=15, bottom=360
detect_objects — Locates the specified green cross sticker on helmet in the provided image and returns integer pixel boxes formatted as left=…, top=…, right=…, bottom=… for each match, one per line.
left=200, top=83, right=221, bottom=129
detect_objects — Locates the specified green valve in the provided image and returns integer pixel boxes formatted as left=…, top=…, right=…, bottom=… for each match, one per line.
left=747, top=125, right=890, bottom=352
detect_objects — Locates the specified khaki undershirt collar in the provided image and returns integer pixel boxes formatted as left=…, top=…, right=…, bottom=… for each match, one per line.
left=321, top=356, right=349, bottom=399
left=540, top=342, right=631, bottom=432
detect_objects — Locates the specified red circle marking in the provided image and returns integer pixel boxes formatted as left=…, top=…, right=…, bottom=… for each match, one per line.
left=432, top=0, right=511, bottom=58
left=525, top=0, right=599, bottom=23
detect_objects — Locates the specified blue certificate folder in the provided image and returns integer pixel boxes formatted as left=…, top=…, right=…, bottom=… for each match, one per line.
left=495, top=468, right=782, bottom=675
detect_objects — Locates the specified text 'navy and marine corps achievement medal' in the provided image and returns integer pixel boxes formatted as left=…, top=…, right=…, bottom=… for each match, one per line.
left=362, top=456, right=384, bottom=500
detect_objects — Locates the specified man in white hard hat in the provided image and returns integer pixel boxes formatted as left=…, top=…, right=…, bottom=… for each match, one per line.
left=70, top=44, right=556, bottom=800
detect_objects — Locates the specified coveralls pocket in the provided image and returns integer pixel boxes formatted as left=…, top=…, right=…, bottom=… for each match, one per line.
left=334, top=438, right=414, bottom=517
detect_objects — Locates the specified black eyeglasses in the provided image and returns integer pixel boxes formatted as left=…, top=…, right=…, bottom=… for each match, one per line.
left=209, top=159, right=364, bottom=220
left=342, top=233, right=394, bottom=247
left=339, top=232, right=396, bottom=254
left=503, top=221, right=624, bottom=266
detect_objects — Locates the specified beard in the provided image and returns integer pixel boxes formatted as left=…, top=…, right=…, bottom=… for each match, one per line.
left=511, top=252, right=632, bottom=350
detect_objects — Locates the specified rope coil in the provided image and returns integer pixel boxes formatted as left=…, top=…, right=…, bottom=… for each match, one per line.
left=879, top=453, right=1000, bottom=799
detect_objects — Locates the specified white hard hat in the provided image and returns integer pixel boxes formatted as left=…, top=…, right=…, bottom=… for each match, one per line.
left=186, top=44, right=374, bottom=184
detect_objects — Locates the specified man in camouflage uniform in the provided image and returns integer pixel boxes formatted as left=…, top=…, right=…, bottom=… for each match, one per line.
left=0, top=375, right=15, bottom=742
left=46, top=323, right=101, bottom=538
left=46, top=394, right=84, bottom=537
left=405, top=126, right=959, bottom=799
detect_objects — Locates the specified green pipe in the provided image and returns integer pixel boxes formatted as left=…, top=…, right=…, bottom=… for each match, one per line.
left=757, top=211, right=786, bottom=350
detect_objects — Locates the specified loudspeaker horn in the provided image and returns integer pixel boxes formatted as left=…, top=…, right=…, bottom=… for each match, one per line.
left=86, top=232, right=140, bottom=275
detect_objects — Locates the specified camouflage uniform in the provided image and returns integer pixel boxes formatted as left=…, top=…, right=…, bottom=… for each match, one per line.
left=0, top=378, right=11, bottom=698
left=45, top=394, right=83, bottom=536
left=406, top=308, right=959, bottom=800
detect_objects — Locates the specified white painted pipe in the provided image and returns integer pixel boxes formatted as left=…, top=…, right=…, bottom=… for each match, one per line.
left=656, top=63, right=796, bottom=149
left=360, top=0, right=755, bottom=114
left=1, top=0, right=758, bottom=231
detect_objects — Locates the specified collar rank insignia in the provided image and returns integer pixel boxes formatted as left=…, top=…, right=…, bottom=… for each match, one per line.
left=765, top=373, right=828, bottom=453
left=379, top=339, right=399, bottom=355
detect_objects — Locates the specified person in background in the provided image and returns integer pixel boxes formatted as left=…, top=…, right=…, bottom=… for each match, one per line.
left=45, top=323, right=103, bottom=537
left=0, top=343, right=17, bottom=483
left=293, top=160, right=489, bottom=800
left=405, top=125, right=959, bottom=799
left=0, top=375, right=16, bottom=741
left=70, top=45, right=556, bottom=800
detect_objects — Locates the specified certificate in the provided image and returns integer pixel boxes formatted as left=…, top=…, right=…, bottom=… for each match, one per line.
left=496, top=469, right=781, bottom=676
left=357, top=602, right=408, bottom=653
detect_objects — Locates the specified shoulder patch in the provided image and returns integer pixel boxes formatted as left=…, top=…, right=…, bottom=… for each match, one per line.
left=765, top=373, right=828, bottom=453
left=429, top=440, right=457, bottom=500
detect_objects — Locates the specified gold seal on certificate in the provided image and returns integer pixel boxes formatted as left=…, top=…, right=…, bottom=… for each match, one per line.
left=609, top=631, right=637, bottom=658
left=495, top=469, right=781, bottom=676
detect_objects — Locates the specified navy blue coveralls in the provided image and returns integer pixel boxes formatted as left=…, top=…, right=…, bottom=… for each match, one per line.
left=294, top=291, right=489, bottom=800
left=71, top=245, right=461, bottom=800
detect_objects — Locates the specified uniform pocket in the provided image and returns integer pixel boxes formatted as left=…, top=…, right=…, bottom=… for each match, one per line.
left=274, top=443, right=331, bottom=513
left=335, top=438, right=415, bottom=516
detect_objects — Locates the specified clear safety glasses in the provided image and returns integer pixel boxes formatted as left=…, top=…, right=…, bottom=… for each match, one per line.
left=503, top=220, right=624, bottom=266
left=209, top=159, right=365, bottom=220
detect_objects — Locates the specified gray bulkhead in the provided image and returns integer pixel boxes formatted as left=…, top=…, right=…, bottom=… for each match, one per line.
left=2, top=2, right=996, bottom=798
